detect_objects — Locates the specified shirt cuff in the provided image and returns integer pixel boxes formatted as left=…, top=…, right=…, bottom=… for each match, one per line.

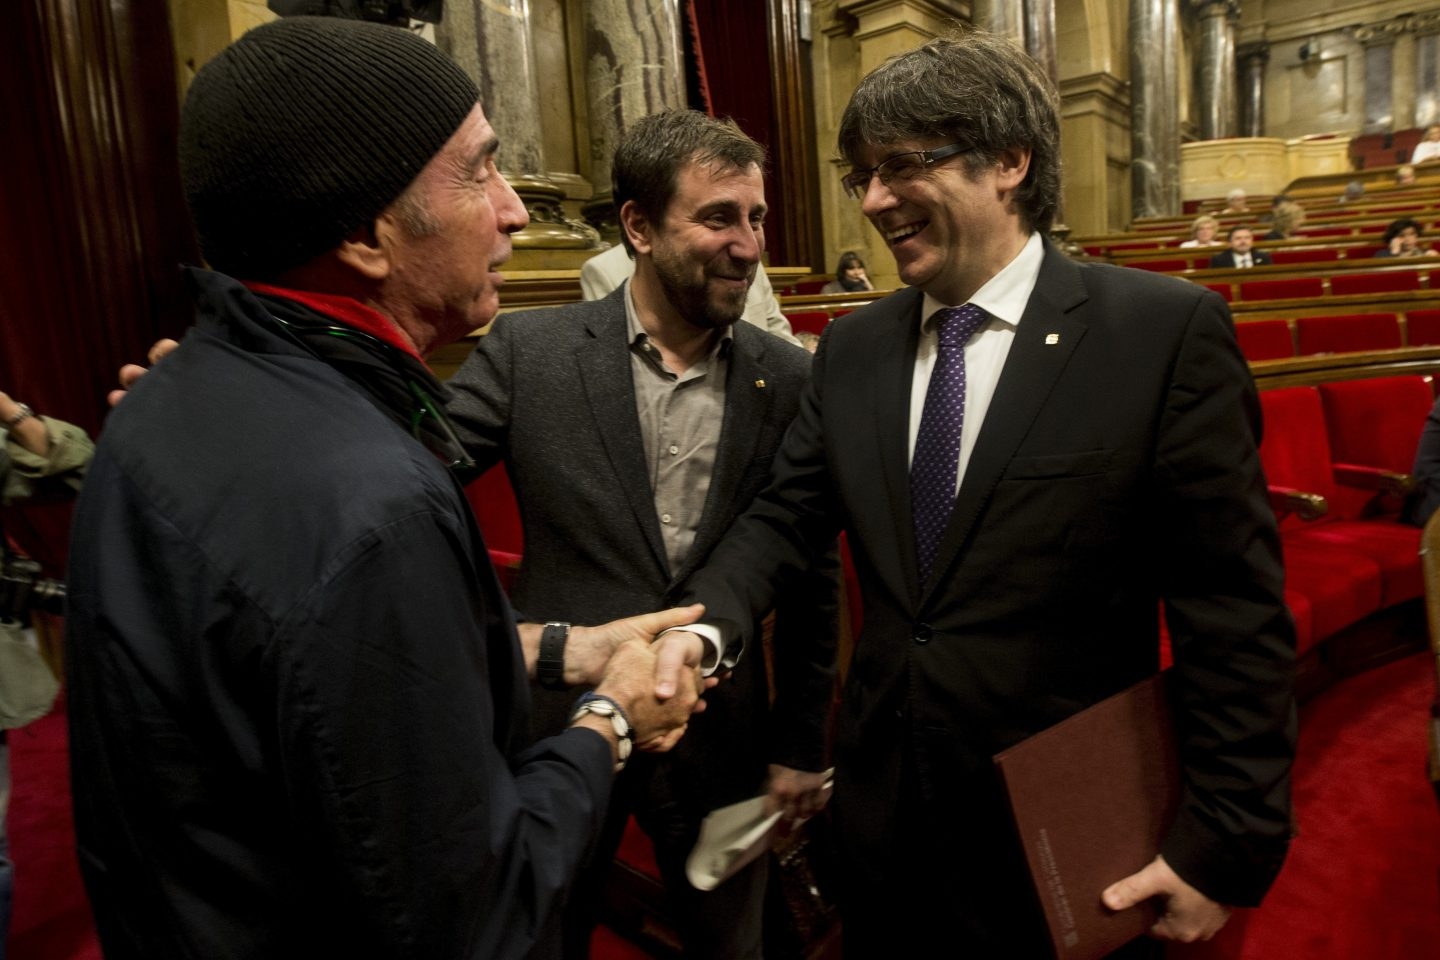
left=657, top=624, right=723, bottom=676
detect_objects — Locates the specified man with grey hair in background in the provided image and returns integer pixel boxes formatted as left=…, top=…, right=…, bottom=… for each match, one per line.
left=669, top=30, right=1295, bottom=956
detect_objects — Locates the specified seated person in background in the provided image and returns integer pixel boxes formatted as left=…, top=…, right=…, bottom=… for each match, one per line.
left=579, top=241, right=800, bottom=345
left=1264, top=200, right=1305, bottom=240
left=1404, top=393, right=1440, bottom=526
left=1374, top=217, right=1438, bottom=258
left=1339, top=179, right=1366, bottom=203
left=1, top=390, right=94, bottom=954
left=1209, top=226, right=1272, bottom=268
left=1413, top=124, right=1440, bottom=164
left=1179, top=214, right=1221, bottom=248
left=820, top=250, right=874, bottom=293
left=1397, top=164, right=1419, bottom=187
left=1222, top=187, right=1249, bottom=214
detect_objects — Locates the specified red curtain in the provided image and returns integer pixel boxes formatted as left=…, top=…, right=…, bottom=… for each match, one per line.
left=0, top=0, right=197, bottom=438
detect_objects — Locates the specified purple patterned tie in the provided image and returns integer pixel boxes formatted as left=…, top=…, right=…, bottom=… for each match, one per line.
left=911, top=304, right=988, bottom=579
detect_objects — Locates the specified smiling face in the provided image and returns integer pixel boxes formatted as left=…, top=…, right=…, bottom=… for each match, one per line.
left=854, top=137, right=1030, bottom=304
left=377, top=103, right=528, bottom=348
left=628, top=159, right=765, bottom=330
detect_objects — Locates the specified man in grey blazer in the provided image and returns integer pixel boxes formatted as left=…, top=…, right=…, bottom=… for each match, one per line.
left=446, top=110, right=838, bottom=960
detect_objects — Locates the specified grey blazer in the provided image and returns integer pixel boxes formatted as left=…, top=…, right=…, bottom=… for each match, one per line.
left=444, top=287, right=838, bottom=807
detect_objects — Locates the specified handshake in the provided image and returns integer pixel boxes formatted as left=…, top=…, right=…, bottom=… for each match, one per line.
left=525, top=607, right=715, bottom=757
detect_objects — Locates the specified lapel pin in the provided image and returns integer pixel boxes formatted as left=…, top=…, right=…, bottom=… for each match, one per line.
left=755, top=379, right=766, bottom=388
left=1044, top=333, right=1060, bottom=345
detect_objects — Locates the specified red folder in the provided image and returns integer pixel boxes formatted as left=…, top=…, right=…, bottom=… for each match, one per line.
left=994, top=674, right=1180, bottom=960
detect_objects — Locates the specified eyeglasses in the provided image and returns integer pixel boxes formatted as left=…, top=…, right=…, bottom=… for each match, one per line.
left=840, top=142, right=973, bottom=200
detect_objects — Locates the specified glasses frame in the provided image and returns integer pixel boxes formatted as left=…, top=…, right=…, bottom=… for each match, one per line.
left=840, top=142, right=973, bottom=200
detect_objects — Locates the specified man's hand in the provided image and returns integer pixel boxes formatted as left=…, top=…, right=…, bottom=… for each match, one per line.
left=108, top=338, right=178, bottom=406
left=764, top=764, right=832, bottom=822
left=652, top=629, right=711, bottom=701
left=560, top=604, right=707, bottom=687
left=592, top=639, right=701, bottom=753
left=1102, top=855, right=1231, bottom=943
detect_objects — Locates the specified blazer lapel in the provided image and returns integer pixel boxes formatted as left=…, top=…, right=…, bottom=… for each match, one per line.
left=921, top=246, right=1091, bottom=600
left=869, top=289, right=926, bottom=606
left=575, top=291, right=670, bottom=574
left=671, top=328, right=770, bottom=586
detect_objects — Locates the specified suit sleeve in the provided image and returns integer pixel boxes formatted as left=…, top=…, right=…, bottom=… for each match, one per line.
left=1152, top=292, right=1296, bottom=906
left=681, top=328, right=847, bottom=662
left=766, top=539, right=841, bottom=772
left=275, top=508, right=612, bottom=958
left=443, top=318, right=516, bottom=472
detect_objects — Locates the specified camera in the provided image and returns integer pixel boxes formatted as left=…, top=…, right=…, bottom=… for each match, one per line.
left=0, top=552, right=66, bottom=622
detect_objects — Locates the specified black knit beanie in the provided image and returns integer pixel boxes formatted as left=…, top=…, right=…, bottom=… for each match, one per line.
left=179, top=16, right=478, bottom=280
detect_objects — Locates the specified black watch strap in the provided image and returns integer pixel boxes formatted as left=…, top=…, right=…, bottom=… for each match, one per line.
left=538, top=622, right=570, bottom=690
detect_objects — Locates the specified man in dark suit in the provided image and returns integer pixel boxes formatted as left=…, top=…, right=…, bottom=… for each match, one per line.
left=1208, top=225, right=1273, bottom=268
left=445, top=111, right=837, bottom=960
left=666, top=33, right=1295, bottom=957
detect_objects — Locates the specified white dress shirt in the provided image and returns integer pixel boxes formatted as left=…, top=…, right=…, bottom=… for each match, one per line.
left=908, top=231, right=1044, bottom=493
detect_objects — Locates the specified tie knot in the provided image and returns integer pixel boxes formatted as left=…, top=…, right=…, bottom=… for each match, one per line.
left=934, top=304, right=988, bottom=349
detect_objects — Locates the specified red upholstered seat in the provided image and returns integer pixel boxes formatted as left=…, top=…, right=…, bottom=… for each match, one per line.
left=1283, top=588, right=1316, bottom=655
left=1295, top=313, right=1402, bottom=356
left=1330, top=270, right=1422, bottom=296
left=466, top=462, right=524, bottom=554
left=1284, top=521, right=1423, bottom=608
left=1235, top=319, right=1295, bottom=362
left=832, top=308, right=854, bottom=318
left=617, top=816, right=661, bottom=881
left=488, top=550, right=522, bottom=593
left=1279, top=546, right=1383, bottom=642
left=785, top=310, right=830, bottom=335
left=1318, top=376, right=1432, bottom=476
left=1128, top=258, right=1188, bottom=272
left=1239, top=277, right=1324, bottom=301
left=1271, top=248, right=1340, bottom=265
left=1203, top=282, right=1233, bottom=301
left=791, top=280, right=827, bottom=295
left=1344, top=245, right=1386, bottom=259
left=1295, top=226, right=1352, bottom=238
left=1258, top=386, right=1424, bottom=609
left=1319, top=376, right=1433, bottom=519
left=1406, top=309, right=1440, bottom=345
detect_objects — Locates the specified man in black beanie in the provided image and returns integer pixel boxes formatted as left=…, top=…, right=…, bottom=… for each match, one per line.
left=65, top=17, right=707, bottom=959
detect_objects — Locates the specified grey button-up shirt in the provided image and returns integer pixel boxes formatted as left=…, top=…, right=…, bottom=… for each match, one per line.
left=624, top=284, right=731, bottom=573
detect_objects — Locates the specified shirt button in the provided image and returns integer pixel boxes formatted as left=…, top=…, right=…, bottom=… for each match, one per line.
left=661, top=513, right=672, bottom=524
left=913, top=623, right=932, bottom=645
left=669, top=444, right=679, bottom=455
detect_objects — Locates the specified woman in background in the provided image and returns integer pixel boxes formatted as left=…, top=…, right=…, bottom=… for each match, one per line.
left=821, top=250, right=874, bottom=294
left=1179, top=215, right=1221, bottom=248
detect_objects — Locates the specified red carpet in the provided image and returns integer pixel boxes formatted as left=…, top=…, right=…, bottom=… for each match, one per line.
left=8, top=655, right=1439, bottom=959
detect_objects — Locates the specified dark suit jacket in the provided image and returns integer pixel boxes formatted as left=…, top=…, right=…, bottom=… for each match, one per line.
left=1208, top=248, right=1273, bottom=268
left=680, top=243, right=1295, bottom=933
left=444, top=289, right=838, bottom=811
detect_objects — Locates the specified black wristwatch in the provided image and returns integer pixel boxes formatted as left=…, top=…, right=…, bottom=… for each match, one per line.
left=538, top=621, right=570, bottom=690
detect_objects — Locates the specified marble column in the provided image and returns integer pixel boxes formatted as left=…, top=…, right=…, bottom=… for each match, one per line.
left=1130, top=0, right=1181, bottom=219
left=1413, top=22, right=1440, bottom=128
left=581, top=0, right=686, bottom=239
left=1190, top=0, right=1237, bottom=140
left=1237, top=41, right=1268, bottom=137
left=1023, top=0, right=1058, bottom=86
left=1355, top=19, right=1407, bottom=135
left=437, top=0, right=595, bottom=247
left=970, top=0, right=1024, bottom=46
